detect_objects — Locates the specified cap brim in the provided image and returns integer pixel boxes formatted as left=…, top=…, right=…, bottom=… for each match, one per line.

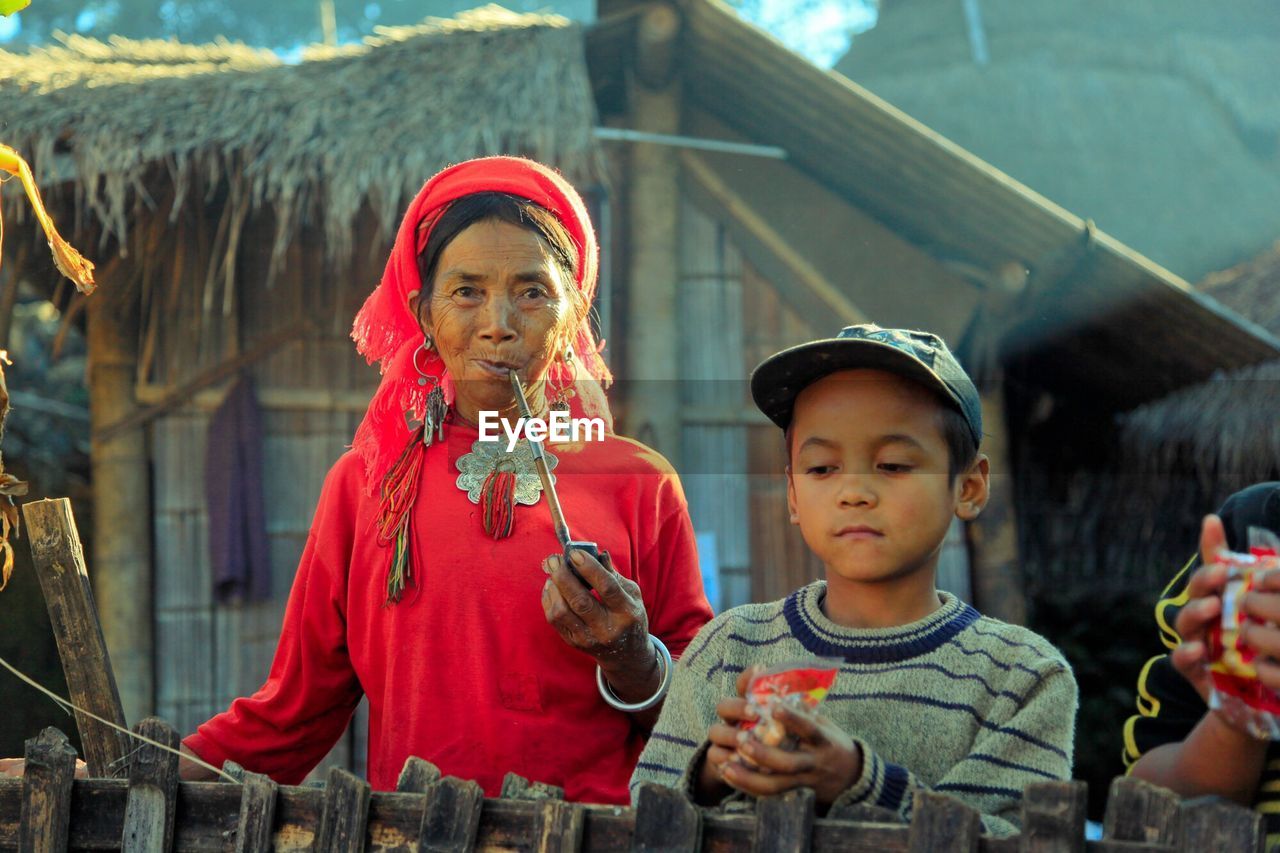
left=750, top=337, right=965, bottom=429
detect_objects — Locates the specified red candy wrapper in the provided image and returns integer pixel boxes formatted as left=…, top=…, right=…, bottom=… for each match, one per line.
left=1207, top=526, right=1280, bottom=739
left=738, top=660, right=840, bottom=762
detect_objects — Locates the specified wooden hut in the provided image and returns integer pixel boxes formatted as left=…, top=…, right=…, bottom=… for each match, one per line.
left=1113, top=243, right=1280, bottom=574
left=835, top=0, right=1280, bottom=283
left=2, top=0, right=1279, bottom=786
left=1, top=5, right=604, bottom=776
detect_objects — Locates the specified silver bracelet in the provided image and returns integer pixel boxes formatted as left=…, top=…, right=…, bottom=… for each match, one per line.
left=596, top=634, right=673, bottom=713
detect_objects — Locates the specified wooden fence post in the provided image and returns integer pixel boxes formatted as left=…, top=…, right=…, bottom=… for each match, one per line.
left=416, top=776, right=483, bottom=852
left=233, top=772, right=278, bottom=853
left=536, top=800, right=585, bottom=853
left=120, top=717, right=180, bottom=852
left=315, top=766, right=371, bottom=853
left=502, top=771, right=565, bottom=801
left=18, top=727, right=78, bottom=853
left=631, top=782, right=701, bottom=853
left=908, top=791, right=979, bottom=853
left=1102, top=775, right=1180, bottom=844
left=752, top=788, right=815, bottom=853
left=1176, top=796, right=1263, bottom=853
left=23, top=498, right=130, bottom=778
left=396, top=757, right=441, bottom=793
left=1019, top=780, right=1087, bottom=853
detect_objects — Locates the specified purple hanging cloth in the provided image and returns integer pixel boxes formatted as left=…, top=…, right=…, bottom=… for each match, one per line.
left=205, top=372, right=271, bottom=604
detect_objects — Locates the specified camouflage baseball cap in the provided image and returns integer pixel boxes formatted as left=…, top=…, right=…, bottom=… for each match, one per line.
left=750, top=324, right=982, bottom=446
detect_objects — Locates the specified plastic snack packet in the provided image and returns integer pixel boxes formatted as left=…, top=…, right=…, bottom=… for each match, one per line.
left=1207, top=526, right=1280, bottom=739
left=738, top=659, right=840, bottom=764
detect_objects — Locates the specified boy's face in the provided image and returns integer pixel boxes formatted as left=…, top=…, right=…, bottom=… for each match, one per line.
left=786, top=369, right=989, bottom=586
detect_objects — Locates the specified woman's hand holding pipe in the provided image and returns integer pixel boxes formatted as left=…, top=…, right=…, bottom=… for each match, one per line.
left=541, top=549, right=663, bottom=721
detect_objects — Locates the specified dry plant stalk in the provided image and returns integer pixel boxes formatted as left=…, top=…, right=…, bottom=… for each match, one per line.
left=0, top=142, right=93, bottom=588
left=0, top=143, right=97, bottom=294
left=0, top=350, right=26, bottom=590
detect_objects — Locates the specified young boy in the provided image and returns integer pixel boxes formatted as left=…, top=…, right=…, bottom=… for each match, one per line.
left=1125, top=483, right=1280, bottom=851
left=632, top=324, right=1077, bottom=835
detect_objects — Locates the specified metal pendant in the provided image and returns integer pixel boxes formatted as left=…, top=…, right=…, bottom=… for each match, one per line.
left=455, top=438, right=556, bottom=506
left=425, top=383, right=447, bottom=445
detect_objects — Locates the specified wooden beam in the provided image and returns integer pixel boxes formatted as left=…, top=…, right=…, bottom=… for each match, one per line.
left=0, top=771, right=1263, bottom=852
left=134, top=383, right=371, bottom=414
left=967, top=380, right=1027, bottom=625
left=635, top=3, right=680, bottom=89
left=680, top=151, right=869, bottom=328
left=87, top=272, right=153, bottom=723
left=22, top=499, right=130, bottom=777
left=623, top=39, right=683, bottom=464
left=97, top=321, right=309, bottom=443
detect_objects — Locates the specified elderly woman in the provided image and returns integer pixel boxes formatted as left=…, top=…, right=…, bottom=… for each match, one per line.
left=178, top=157, right=714, bottom=802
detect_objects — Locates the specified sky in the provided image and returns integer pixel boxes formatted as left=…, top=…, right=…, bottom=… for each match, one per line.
left=0, top=1, right=879, bottom=67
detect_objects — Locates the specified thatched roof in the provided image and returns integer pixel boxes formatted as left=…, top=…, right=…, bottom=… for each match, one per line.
left=1119, top=242, right=1280, bottom=489
left=836, top=0, right=1280, bottom=283
left=1199, top=242, right=1280, bottom=335
left=0, top=5, right=604, bottom=276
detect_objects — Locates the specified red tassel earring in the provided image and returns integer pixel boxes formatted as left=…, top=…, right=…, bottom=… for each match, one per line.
left=377, top=336, right=447, bottom=604
left=378, top=430, right=425, bottom=603
left=480, top=459, right=517, bottom=539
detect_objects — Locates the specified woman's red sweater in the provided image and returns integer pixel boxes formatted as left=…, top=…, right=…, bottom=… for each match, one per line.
left=185, top=423, right=713, bottom=803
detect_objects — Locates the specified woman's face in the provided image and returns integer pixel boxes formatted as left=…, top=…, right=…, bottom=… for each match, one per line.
left=422, top=218, right=575, bottom=424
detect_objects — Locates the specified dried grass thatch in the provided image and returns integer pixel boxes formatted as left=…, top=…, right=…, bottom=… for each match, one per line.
left=838, top=0, right=1280, bottom=282
left=0, top=5, right=604, bottom=279
left=1012, top=242, right=1280, bottom=596
left=1103, top=243, right=1280, bottom=570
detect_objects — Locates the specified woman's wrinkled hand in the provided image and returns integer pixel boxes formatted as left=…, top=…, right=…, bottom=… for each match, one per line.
left=541, top=549, right=650, bottom=674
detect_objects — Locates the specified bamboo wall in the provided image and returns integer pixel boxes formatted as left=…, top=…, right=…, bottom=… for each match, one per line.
left=679, top=195, right=973, bottom=609
left=146, top=210, right=377, bottom=780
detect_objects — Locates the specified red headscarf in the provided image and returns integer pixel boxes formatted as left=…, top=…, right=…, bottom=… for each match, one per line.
left=350, top=156, right=613, bottom=495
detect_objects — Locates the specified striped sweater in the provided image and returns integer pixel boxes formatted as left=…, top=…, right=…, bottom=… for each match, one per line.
left=632, top=582, right=1077, bottom=836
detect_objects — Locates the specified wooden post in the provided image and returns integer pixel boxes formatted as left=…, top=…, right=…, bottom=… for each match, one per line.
left=907, top=791, right=979, bottom=853
left=1103, top=776, right=1180, bottom=844
left=416, top=777, right=483, bottom=852
left=233, top=772, right=279, bottom=853
left=535, top=800, right=585, bottom=853
left=1019, top=780, right=1088, bottom=853
left=623, top=2, right=683, bottom=465
left=314, top=766, right=371, bottom=853
left=1176, top=796, right=1263, bottom=853
left=22, top=498, right=130, bottom=777
left=631, top=783, right=700, bottom=853
left=752, top=788, right=814, bottom=853
left=87, top=280, right=154, bottom=723
left=18, top=728, right=78, bottom=853
left=968, top=378, right=1028, bottom=625
left=501, top=771, right=564, bottom=801
left=396, top=756, right=442, bottom=793
left=120, top=717, right=180, bottom=852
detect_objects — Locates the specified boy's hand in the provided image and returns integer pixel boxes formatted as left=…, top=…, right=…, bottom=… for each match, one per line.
left=723, top=703, right=862, bottom=808
left=698, top=666, right=760, bottom=803
left=1172, top=515, right=1280, bottom=713
left=700, top=666, right=861, bottom=808
left=1171, top=515, right=1230, bottom=703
